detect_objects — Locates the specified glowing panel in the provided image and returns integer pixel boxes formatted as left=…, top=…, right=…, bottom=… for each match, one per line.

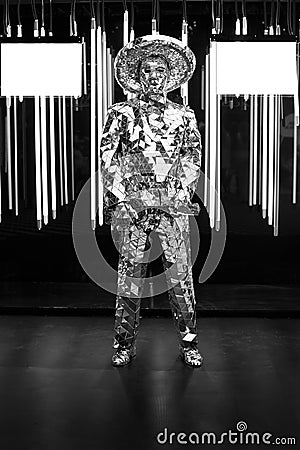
left=215, top=41, right=298, bottom=95
left=0, top=43, right=82, bottom=96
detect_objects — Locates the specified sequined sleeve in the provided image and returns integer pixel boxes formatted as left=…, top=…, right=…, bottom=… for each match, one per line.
left=100, top=106, right=126, bottom=210
left=175, top=108, right=202, bottom=202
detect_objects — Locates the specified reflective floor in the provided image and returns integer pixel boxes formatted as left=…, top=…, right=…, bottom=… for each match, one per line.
left=0, top=315, right=299, bottom=450
left=1, top=282, right=300, bottom=312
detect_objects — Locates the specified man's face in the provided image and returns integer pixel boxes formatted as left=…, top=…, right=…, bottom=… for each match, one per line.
left=139, top=56, right=169, bottom=95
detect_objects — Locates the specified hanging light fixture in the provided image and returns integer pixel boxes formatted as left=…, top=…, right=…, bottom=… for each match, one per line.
left=181, top=0, right=188, bottom=106
left=152, top=0, right=158, bottom=35
left=96, top=0, right=104, bottom=225
left=0, top=22, right=83, bottom=229
left=205, top=34, right=299, bottom=235
left=90, top=0, right=97, bottom=230
left=130, top=0, right=135, bottom=42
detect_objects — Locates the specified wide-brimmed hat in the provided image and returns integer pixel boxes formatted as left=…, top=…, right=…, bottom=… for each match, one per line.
left=114, top=34, right=196, bottom=94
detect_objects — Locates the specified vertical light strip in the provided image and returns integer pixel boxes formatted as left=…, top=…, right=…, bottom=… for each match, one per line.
left=58, top=97, right=64, bottom=206
left=216, top=94, right=221, bottom=230
left=209, top=40, right=217, bottom=229
left=151, top=18, right=157, bottom=35
left=34, top=96, right=42, bottom=229
left=91, top=18, right=96, bottom=230
left=258, top=95, right=263, bottom=205
left=292, top=102, right=298, bottom=204
left=97, top=25, right=104, bottom=225
left=253, top=94, right=258, bottom=205
left=249, top=95, right=254, bottom=206
left=40, top=95, right=49, bottom=225
left=274, top=95, right=281, bottom=236
left=82, top=38, right=88, bottom=95
left=129, top=27, right=135, bottom=42
left=123, top=9, right=129, bottom=45
left=181, top=20, right=188, bottom=106
left=21, top=100, right=27, bottom=203
left=111, top=55, right=115, bottom=104
left=262, top=94, right=268, bottom=218
left=268, top=94, right=274, bottom=225
left=49, top=95, right=57, bottom=219
left=201, top=65, right=205, bottom=111
left=97, top=26, right=103, bottom=129
left=0, top=162, right=1, bottom=223
left=102, top=30, right=108, bottom=119
left=293, top=43, right=299, bottom=202
left=126, top=30, right=134, bottom=96
left=13, top=96, right=19, bottom=216
left=70, top=97, right=75, bottom=201
left=273, top=94, right=278, bottom=232
left=107, top=48, right=112, bottom=108
left=295, top=39, right=300, bottom=124
left=62, top=95, right=68, bottom=205
left=204, top=53, right=209, bottom=209
left=123, top=9, right=129, bottom=98
left=6, top=97, right=13, bottom=210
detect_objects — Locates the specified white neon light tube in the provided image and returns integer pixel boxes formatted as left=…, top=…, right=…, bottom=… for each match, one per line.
left=40, top=95, right=49, bottom=225
left=123, top=10, right=129, bottom=46
left=91, top=19, right=96, bottom=229
left=34, top=96, right=42, bottom=229
left=181, top=20, right=188, bottom=106
left=258, top=96, right=263, bottom=205
left=102, top=31, right=108, bottom=119
left=0, top=155, right=2, bottom=222
left=5, top=98, right=12, bottom=210
left=262, top=95, right=268, bottom=218
left=13, top=96, right=19, bottom=216
left=249, top=95, right=254, bottom=206
left=70, top=97, right=75, bottom=202
left=130, top=28, right=135, bottom=42
left=253, top=95, right=258, bottom=205
left=293, top=108, right=298, bottom=204
left=274, top=96, right=281, bottom=236
left=268, top=94, right=274, bottom=225
left=152, top=19, right=157, bottom=36
left=201, top=65, right=205, bottom=111
left=97, top=25, right=104, bottom=225
left=58, top=97, right=64, bottom=206
left=209, top=40, right=217, bottom=229
left=107, top=48, right=112, bottom=108
left=82, top=38, right=87, bottom=96
left=204, top=53, right=209, bottom=209
left=49, top=95, right=57, bottom=219
left=62, top=95, right=68, bottom=205
left=216, top=94, right=221, bottom=230
left=273, top=94, right=278, bottom=232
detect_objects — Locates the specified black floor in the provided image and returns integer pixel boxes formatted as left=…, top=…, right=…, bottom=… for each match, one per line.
left=1, top=282, right=300, bottom=313
left=0, top=315, right=299, bottom=450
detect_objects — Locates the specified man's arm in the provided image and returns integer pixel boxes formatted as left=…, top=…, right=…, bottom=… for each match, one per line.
left=100, top=106, right=125, bottom=209
left=100, top=104, right=139, bottom=223
left=173, top=107, right=202, bottom=205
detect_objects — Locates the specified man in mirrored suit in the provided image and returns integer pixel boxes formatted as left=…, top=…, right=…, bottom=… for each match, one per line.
left=100, top=34, right=203, bottom=367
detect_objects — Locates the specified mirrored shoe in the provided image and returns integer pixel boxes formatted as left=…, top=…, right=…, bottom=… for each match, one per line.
left=179, top=346, right=203, bottom=367
left=111, top=345, right=137, bottom=367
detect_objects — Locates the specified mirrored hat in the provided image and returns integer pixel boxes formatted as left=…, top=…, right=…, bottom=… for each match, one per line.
left=114, top=34, right=196, bottom=94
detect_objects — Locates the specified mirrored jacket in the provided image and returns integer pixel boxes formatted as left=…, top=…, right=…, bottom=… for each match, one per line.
left=100, top=94, right=202, bottom=218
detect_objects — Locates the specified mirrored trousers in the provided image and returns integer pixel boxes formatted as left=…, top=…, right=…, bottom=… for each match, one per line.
left=112, top=208, right=198, bottom=350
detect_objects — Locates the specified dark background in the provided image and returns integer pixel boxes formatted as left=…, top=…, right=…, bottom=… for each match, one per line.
left=0, top=1, right=299, bottom=298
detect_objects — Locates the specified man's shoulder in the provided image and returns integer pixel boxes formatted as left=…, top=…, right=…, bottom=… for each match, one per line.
left=108, top=101, right=131, bottom=112
left=167, top=100, right=195, bottom=115
left=107, top=100, right=138, bottom=117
